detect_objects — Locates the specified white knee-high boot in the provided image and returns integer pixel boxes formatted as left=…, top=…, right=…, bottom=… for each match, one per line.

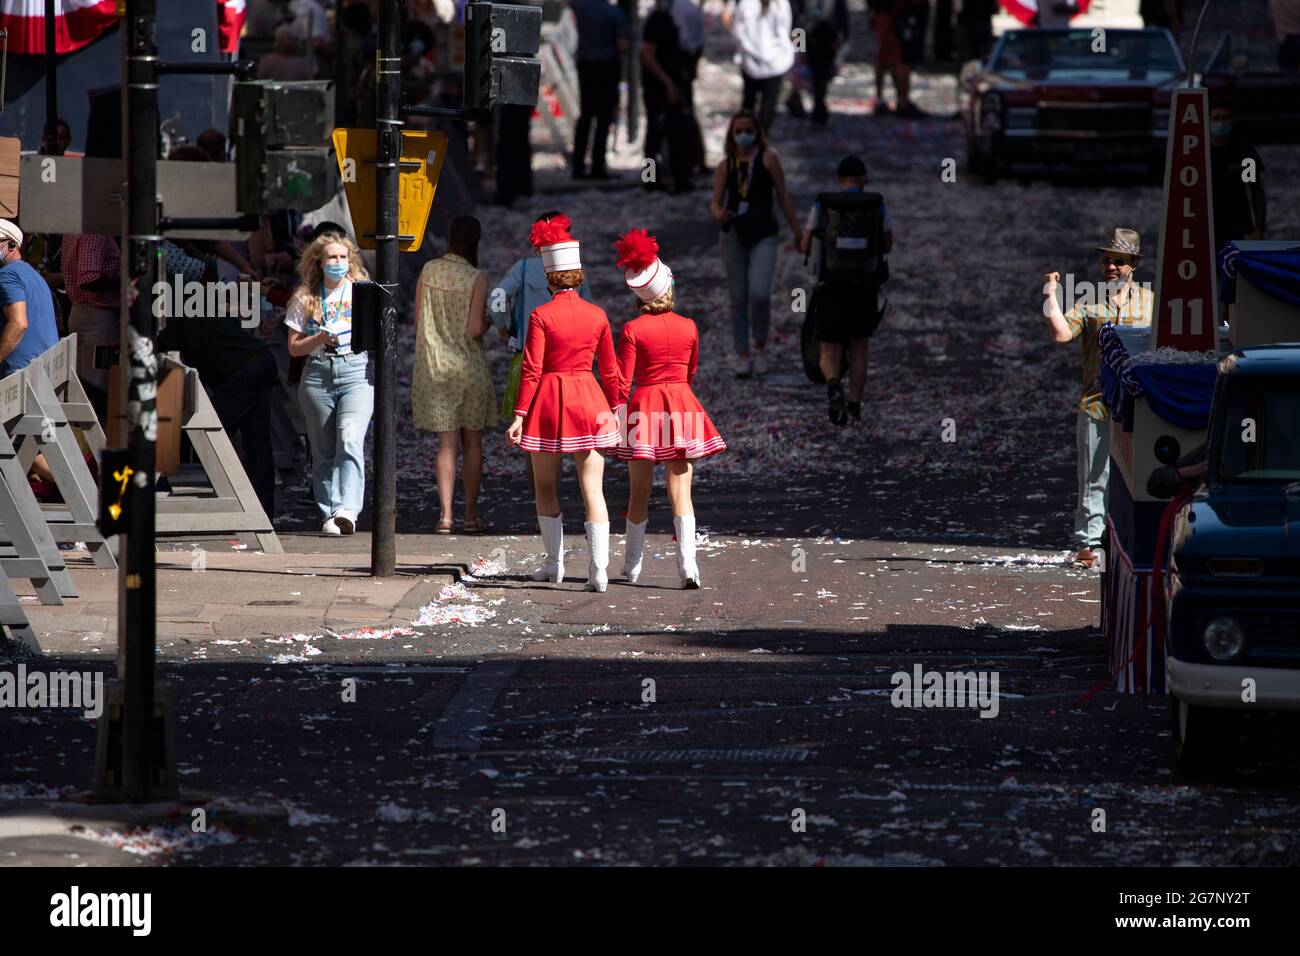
left=674, top=514, right=700, bottom=589
left=533, top=514, right=565, bottom=582
left=622, top=519, right=647, bottom=583
left=585, top=521, right=609, bottom=592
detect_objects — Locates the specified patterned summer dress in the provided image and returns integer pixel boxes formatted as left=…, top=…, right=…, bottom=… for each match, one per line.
left=411, top=253, right=499, bottom=433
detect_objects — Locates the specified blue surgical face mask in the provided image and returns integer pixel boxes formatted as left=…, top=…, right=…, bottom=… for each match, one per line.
left=734, top=131, right=756, bottom=148
left=323, top=262, right=349, bottom=280
left=1211, top=121, right=1233, bottom=139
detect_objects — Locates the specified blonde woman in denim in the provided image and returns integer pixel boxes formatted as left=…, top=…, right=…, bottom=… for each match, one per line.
left=286, top=232, right=374, bottom=535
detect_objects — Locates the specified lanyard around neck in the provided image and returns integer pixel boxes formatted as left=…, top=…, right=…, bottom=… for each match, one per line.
left=322, top=280, right=348, bottom=327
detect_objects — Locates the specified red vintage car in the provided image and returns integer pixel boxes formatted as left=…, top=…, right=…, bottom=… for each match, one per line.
left=961, top=27, right=1185, bottom=182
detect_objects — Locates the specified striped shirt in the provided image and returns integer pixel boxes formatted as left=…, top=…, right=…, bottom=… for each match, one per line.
left=1063, top=282, right=1154, bottom=421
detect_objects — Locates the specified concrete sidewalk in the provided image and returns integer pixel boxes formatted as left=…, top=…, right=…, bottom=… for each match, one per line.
left=15, top=532, right=507, bottom=658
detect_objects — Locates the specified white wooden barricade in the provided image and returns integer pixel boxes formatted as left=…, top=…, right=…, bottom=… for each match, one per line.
left=10, top=336, right=117, bottom=569
left=154, top=355, right=284, bottom=554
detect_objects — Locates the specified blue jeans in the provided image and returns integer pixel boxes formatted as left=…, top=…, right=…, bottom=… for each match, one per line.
left=720, top=230, right=779, bottom=354
left=1074, top=411, right=1110, bottom=550
left=299, top=351, right=374, bottom=521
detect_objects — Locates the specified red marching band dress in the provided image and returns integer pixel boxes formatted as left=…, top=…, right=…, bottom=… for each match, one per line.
left=615, top=312, right=726, bottom=460
left=611, top=228, right=725, bottom=462
left=512, top=265, right=621, bottom=454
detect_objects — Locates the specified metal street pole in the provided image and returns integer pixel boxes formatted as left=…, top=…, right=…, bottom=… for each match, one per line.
left=120, top=0, right=160, bottom=800
left=44, top=0, right=57, bottom=140
left=334, top=0, right=350, bottom=126
left=371, top=0, right=399, bottom=577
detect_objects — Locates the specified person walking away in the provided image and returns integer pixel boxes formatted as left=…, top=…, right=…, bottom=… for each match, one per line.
left=285, top=231, right=374, bottom=536
left=891, top=0, right=929, bottom=117
left=709, top=111, right=804, bottom=378
left=0, top=220, right=60, bottom=485
left=1272, top=0, right=1300, bottom=71
left=956, top=0, right=997, bottom=62
left=612, top=228, right=726, bottom=588
left=505, top=215, right=620, bottom=592
left=59, top=233, right=120, bottom=422
left=490, top=211, right=592, bottom=499
left=156, top=306, right=280, bottom=524
left=571, top=0, right=630, bottom=180
left=1208, top=99, right=1266, bottom=253
left=412, top=216, right=499, bottom=534
left=731, top=0, right=796, bottom=135
left=672, top=0, right=709, bottom=175
left=493, top=103, right=535, bottom=207
left=1041, top=228, right=1154, bottom=568
left=641, top=0, right=692, bottom=193
left=869, top=0, right=900, bottom=114
left=805, top=0, right=849, bottom=124
left=800, top=156, right=893, bottom=425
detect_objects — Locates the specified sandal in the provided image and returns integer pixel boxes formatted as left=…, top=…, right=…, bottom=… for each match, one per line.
left=463, top=515, right=489, bottom=535
left=435, top=518, right=454, bottom=535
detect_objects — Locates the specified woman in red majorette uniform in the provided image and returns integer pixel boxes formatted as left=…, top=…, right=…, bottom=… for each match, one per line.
left=506, top=214, right=621, bottom=592
left=612, top=228, right=726, bottom=589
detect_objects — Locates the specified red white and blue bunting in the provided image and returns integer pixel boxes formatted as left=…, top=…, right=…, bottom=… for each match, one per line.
left=0, top=0, right=119, bottom=55
left=999, top=0, right=1093, bottom=26
left=1103, top=519, right=1166, bottom=694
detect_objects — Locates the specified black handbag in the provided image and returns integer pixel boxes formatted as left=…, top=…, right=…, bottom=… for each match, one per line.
left=800, top=286, right=850, bottom=384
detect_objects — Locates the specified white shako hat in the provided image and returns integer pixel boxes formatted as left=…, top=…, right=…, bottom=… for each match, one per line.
left=613, top=228, right=672, bottom=302
left=529, top=213, right=581, bottom=273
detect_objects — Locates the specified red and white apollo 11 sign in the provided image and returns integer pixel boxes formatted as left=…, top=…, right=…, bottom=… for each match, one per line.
left=1150, top=88, right=1219, bottom=352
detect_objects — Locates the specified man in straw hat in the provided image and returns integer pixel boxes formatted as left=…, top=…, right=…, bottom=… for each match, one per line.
left=1041, top=227, right=1154, bottom=568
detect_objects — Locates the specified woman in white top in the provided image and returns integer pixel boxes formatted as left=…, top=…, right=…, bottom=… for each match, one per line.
left=730, top=0, right=795, bottom=135
left=285, top=231, right=374, bottom=535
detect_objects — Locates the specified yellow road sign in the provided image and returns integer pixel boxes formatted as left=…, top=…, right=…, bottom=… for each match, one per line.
left=331, top=128, right=447, bottom=252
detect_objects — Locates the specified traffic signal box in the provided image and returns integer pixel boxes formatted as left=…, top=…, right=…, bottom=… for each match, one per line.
left=464, top=3, right=542, bottom=110
left=233, top=80, right=338, bottom=214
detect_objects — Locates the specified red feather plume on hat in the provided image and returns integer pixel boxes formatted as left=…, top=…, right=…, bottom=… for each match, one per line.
left=613, top=229, right=659, bottom=272
left=529, top=213, right=574, bottom=250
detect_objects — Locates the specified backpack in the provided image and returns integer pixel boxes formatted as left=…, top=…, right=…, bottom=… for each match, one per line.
left=815, top=191, right=884, bottom=284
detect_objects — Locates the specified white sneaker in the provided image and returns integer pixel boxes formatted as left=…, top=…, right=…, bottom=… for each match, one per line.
left=752, top=350, right=767, bottom=376
left=322, top=518, right=342, bottom=536
left=333, top=510, right=356, bottom=535
left=733, top=354, right=752, bottom=378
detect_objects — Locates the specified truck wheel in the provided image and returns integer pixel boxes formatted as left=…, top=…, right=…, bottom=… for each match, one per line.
left=982, top=146, right=1000, bottom=185
left=1172, top=697, right=1239, bottom=779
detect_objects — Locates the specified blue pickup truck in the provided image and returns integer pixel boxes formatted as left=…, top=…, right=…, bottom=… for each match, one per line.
left=1165, top=345, right=1300, bottom=776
